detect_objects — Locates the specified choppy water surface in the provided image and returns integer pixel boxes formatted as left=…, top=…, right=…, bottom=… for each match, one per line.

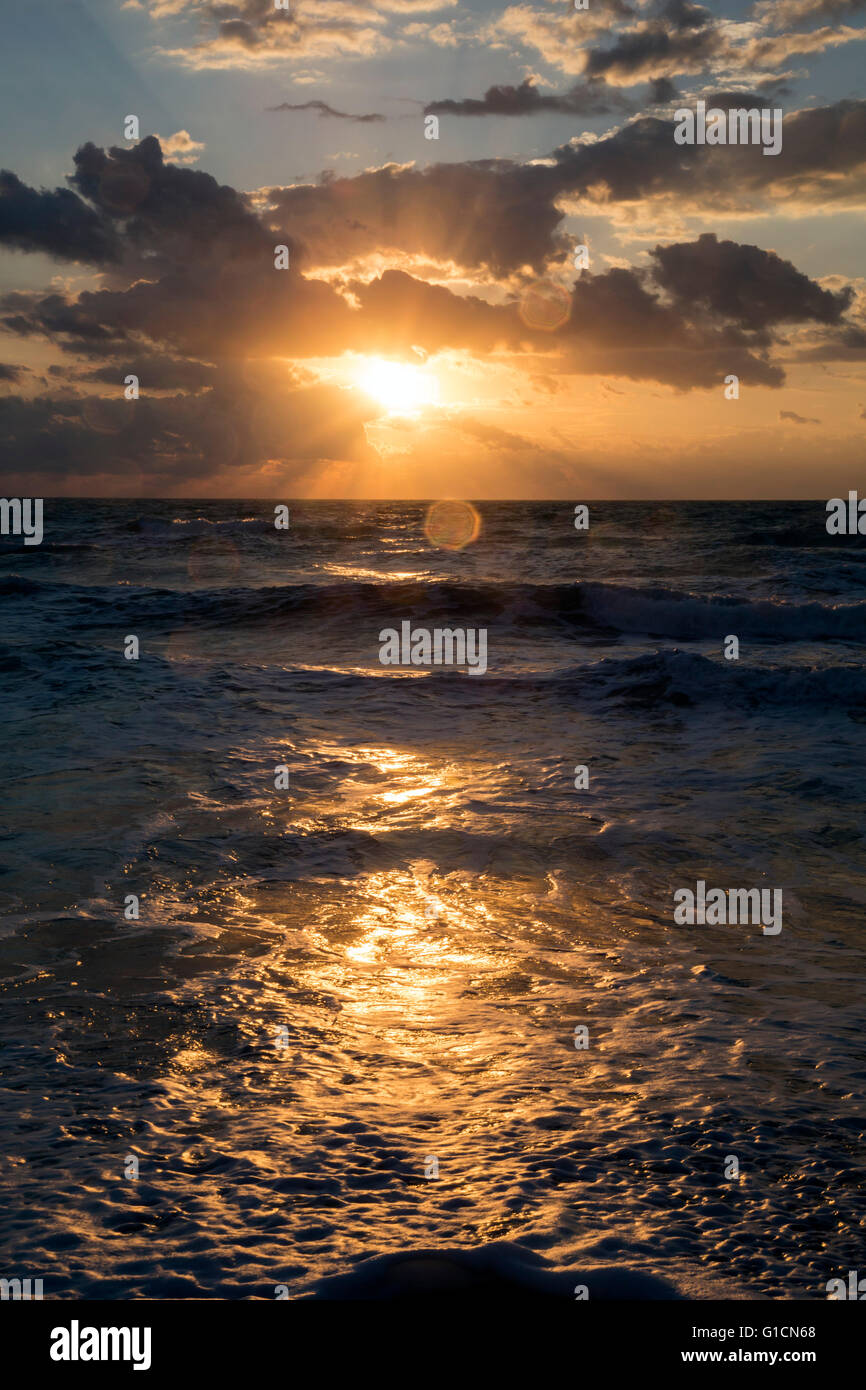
left=0, top=501, right=864, bottom=1299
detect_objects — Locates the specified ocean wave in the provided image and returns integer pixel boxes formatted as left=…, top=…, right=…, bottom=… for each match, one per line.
left=5, top=638, right=860, bottom=721
left=4, top=571, right=865, bottom=643
left=0, top=575, right=42, bottom=596
left=0, top=541, right=97, bottom=557
left=744, top=524, right=866, bottom=551
left=131, top=516, right=269, bottom=538
left=574, top=649, right=866, bottom=710
left=0, top=575, right=582, bottom=627
left=227, top=651, right=866, bottom=712
left=576, top=581, right=866, bottom=642
left=125, top=515, right=389, bottom=544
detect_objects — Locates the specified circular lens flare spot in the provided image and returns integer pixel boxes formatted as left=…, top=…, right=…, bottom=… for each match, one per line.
left=519, top=279, right=572, bottom=332
left=424, top=500, right=480, bottom=551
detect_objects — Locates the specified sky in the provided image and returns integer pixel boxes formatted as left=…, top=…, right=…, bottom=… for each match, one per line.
left=0, top=0, right=864, bottom=497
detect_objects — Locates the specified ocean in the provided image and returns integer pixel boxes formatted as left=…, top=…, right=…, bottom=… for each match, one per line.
left=1, top=499, right=864, bottom=1300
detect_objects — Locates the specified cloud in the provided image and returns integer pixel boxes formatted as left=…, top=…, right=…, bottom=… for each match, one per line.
left=779, top=409, right=821, bottom=422
left=265, top=158, right=570, bottom=276
left=424, top=78, right=631, bottom=118
left=65, top=136, right=270, bottom=279
left=544, top=99, right=866, bottom=215
left=660, top=0, right=714, bottom=29
left=376, top=0, right=458, bottom=10
left=268, top=100, right=385, bottom=122
left=456, top=418, right=551, bottom=453
left=553, top=264, right=786, bottom=388
left=2, top=259, right=355, bottom=363
left=648, top=76, right=681, bottom=104
left=74, top=354, right=217, bottom=392
left=1, top=130, right=863, bottom=493
left=753, top=0, right=866, bottom=27
left=0, top=371, right=379, bottom=490
left=501, top=0, right=866, bottom=83
left=583, top=24, right=719, bottom=84
left=154, top=130, right=206, bottom=164
left=795, top=322, right=866, bottom=361
left=736, top=24, right=866, bottom=75
left=0, top=169, right=120, bottom=264
left=649, top=233, right=852, bottom=330
left=494, top=4, right=636, bottom=77
left=582, top=17, right=865, bottom=86
left=138, top=0, right=397, bottom=68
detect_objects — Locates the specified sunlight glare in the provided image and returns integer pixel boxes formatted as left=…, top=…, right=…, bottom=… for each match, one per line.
left=358, top=357, right=440, bottom=416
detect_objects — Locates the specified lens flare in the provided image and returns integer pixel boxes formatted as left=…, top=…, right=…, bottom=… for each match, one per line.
left=424, top=500, right=481, bottom=550
left=518, top=279, right=572, bottom=332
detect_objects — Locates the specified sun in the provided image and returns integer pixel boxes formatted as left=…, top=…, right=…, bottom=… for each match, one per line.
left=357, top=357, right=439, bottom=416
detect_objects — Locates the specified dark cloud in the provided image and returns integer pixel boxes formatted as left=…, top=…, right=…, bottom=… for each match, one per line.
left=425, top=79, right=630, bottom=118
left=659, top=0, right=714, bottom=30
left=76, top=356, right=218, bottom=392
left=559, top=264, right=785, bottom=388
left=277, top=263, right=790, bottom=389
left=0, top=137, right=275, bottom=277
left=701, top=88, right=788, bottom=108
left=583, top=24, right=720, bottom=83
left=0, top=169, right=119, bottom=264
left=1, top=263, right=355, bottom=363
left=579, top=6, right=861, bottom=86
left=780, top=409, right=821, bottom=422
left=545, top=100, right=866, bottom=211
left=650, top=233, right=852, bottom=329
left=268, top=101, right=385, bottom=123
left=68, top=137, right=268, bottom=271
left=647, top=77, right=681, bottom=104
left=2, top=290, right=126, bottom=351
left=0, top=363, right=26, bottom=382
left=795, top=324, right=866, bottom=362
left=266, top=158, right=566, bottom=275
left=0, top=373, right=378, bottom=488
left=217, top=18, right=258, bottom=49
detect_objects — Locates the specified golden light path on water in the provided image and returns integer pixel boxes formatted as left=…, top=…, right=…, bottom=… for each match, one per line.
left=156, top=725, right=738, bottom=1300
left=3, top=719, right=839, bottom=1300
left=180, top=737, right=645, bottom=1155
left=189, top=741, right=578, bottom=1127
